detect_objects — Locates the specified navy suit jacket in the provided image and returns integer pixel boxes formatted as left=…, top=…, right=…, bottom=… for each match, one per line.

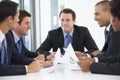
left=36, top=25, right=98, bottom=55
left=6, top=30, right=38, bottom=58
left=0, top=64, right=26, bottom=76
left=0, top=30, right=34, bottom=76
left=0, top=41, right=33, bottom=76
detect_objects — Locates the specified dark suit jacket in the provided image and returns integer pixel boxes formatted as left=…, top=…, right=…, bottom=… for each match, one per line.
left=97, top=31, right=120, bottom=62
left=0, top=44, right=32, bottom=76
left=90, top=31, right=120, bottom=75
left=90, top=62, right=120, bottom=75
left=6, top=30, right=38, bottom=58
left=90, top=52, right=120, bottom=75
left=0, top=64, right=26, bottom=76
left=102, top=26, right=113, bottom=52
left=36, top=25, right=98, bottom=55
left=0, top=30, right=34, bottom=76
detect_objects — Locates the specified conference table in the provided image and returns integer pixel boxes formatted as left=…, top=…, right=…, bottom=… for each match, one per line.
left=0, top=64, right=120, bottom=80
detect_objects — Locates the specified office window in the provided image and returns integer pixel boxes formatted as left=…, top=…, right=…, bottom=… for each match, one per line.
left=23, top=0, right=32, bottom=51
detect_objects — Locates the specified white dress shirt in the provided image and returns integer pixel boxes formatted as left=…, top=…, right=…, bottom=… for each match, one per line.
left=0, top=30, right=5, bottom=49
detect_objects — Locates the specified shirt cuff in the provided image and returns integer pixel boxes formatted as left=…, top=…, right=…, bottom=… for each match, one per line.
left=86, top=53, right=91, bottom=58
left=94, top=57, right=99, bottom=62
left=25, top=65, right=28, bottom=73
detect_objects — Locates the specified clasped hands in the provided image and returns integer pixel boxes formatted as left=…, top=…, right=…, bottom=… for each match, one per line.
left=27, top=53, right=54, bottom=73
left=75, top=51, right=96, bottom=72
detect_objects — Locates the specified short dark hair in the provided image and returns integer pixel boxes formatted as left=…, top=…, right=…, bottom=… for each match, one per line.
left=95, top=0, right=110, bottom=12
left=110, top=0, right=120, bottom=20
left=59, top=8, right=76, bottom=20
left=0, top=0, right=18, bottom=23
left=18, top=10, right=31, bottom=24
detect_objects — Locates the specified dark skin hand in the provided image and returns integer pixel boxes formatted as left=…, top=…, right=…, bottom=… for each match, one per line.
left=78, top=57, right=95, bottom=72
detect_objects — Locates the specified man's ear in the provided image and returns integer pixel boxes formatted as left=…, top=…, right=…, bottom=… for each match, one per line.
left=6, top=16, right=13, bottom=28
left=73, top=19, right=76, bottom=23
left=7, top=16, right=13, bottom=23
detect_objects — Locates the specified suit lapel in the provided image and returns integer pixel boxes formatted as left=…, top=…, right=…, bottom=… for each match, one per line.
left=102, top=25, right=113, bottom=52
left=58, top=28, right=64, bottom=48
left=6, top=30, right=18, bottom=64
left=72, top=26, right=80, bottom=46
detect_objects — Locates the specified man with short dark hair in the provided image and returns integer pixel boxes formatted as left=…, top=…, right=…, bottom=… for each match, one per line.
left=79, top=0, right=120, bottom=75
left=6, top=10, right=53, bottom=67
left=36, top=8, right=99, bottom=60
left=0, top=0, right=43, bottom=76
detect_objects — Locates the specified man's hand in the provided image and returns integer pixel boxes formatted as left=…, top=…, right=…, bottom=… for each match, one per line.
left=35, top=54, right=45, bottom=61
left=78, top=57, right=95, bottom=72
left=46, top=52, right=55, bottom=61
left=91, top=50, right=102, bottom=56
left=27, top=61, right=43, bottom=73
left=75, top=51, right=86, bottom=60
left=44, top=60, right=54, bottom=68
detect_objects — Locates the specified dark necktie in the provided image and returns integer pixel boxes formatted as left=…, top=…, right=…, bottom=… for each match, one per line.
left=17, top=39, right=22, bottom=54
left=104, top=29, right=110, bottom=42
left=1, top=38, right=8, bottom=64
left=64, top=33, right=72, bottom=48
left=102, top=28, right=110, bottom=52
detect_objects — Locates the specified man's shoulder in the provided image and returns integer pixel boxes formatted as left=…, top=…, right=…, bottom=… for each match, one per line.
left=6, top=30, right=13, bottom=37
left=49, top=27, right=62, bottom=33
left=74, top=25, right=88, bottom=31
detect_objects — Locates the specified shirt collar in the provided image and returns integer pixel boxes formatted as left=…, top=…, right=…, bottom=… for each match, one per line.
left=62, top=28, right=74, bottom=38
left=11, top=30, right=20, bottom=43
left=105, top=24, right=111, bottom=31
left=0, top=30, right=5, bottom=43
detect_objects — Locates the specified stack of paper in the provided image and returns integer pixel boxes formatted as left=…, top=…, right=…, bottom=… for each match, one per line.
left=41, top=44, right=81, bottom=73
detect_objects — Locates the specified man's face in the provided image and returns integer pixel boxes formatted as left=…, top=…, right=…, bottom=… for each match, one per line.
left=94, top=5, right=111, bottom=27
left=60, top=13, right=75, bottom=33
left=111, top=16, right=120, bottom=32
left=17, top=16, right=31, bottom=36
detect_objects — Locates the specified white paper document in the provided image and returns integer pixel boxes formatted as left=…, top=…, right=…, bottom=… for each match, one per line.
left=63, top=43, right=81, bottom=70
left=41, top=44, right=81, bottom=73
left=41, top=48, right=61, bottom=73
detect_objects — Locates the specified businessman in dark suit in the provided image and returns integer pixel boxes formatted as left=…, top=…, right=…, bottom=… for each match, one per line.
left=36, top=8, right=99, bottom=60
left=77, top=1, right=113, bottom=62
left=79, top=0, right=120, bottom=75
left=88, top=0, right=113, bottom=57
left=0, top=1, right=43, bottom=76
left=6, top=10, right=38, bottom=58
left=6, top=10, right=53, bottom=67
left=92, top=0, right=120, bottom=62
left=78, top=0, right=120, bottom=63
